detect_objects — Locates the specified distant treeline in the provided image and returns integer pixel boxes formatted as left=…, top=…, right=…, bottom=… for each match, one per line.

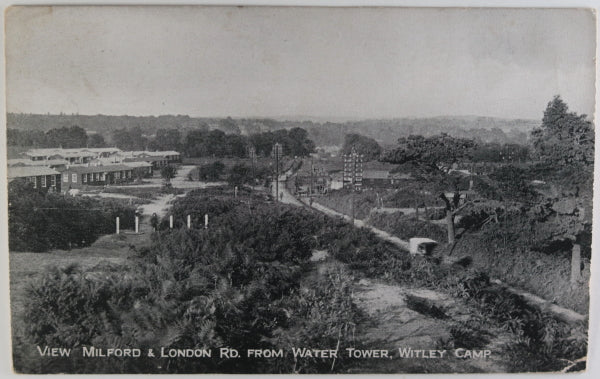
left=7, top=126, right=106, bottom=149
left=7, top=124, right=315, bottom=158
left=7, top=113, right=538, bottom=147
left=109, top=126, right=315, bottom=158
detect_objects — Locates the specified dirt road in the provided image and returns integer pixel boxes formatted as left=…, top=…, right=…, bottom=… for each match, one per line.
left=303, top=199, right=411, bottom=251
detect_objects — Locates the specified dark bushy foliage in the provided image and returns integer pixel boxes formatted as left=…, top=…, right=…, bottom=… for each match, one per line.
left=8, top=181, right=135, bottom=252
left=197, top=161, right=225, bottom=181
left=367, top=213, right=447, bottom=242
left=18, top=191, right=362, bottom=374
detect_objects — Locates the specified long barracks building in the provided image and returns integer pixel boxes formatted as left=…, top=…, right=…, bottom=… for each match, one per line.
left=9, top=147, right=180, bottom=193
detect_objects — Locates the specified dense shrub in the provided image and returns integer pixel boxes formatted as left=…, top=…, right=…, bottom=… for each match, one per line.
left=17, top=191, right=362, bottom=374
left=317, top=189, right=377, bottom=219
left=8, top=181, right=136, bottom=252
left=366, top=213, right=447, bottom=242
left=385, top=188, right=442, bottom=208
left=197, top=161, right=226, bottom=181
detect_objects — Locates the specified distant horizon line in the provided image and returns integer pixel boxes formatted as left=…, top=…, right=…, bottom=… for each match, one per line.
left=6, top=112, right=541, bottom=123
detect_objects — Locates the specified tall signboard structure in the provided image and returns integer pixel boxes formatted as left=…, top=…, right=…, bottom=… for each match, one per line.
left=343, top=147, right=363, bottom=191
left=343, top=147, right=363, bottom=223
left=272, top=142, right=283, bottom=202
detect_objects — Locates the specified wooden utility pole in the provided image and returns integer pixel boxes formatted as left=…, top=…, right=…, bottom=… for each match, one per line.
left=310, top=158, right=314, bottom=196
left=248, top=145, right=256, bottom=185
left=351, top=190, right=355, bottom=225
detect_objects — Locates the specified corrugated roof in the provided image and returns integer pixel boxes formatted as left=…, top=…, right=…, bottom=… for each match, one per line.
left=122, top=161, right=153, bottom=168
left=123, top=156, right=166, bottom=163
left=86, top=148, right=121, bottom=153
left=8, top=159, right=68, bottom=167
left=8, top=166, right=60, bottom=178
left=145, top=150, right=180, bottom=156
left=63, top=164, right=133, bottom=174
left=24, top=147, right=122, bottom=157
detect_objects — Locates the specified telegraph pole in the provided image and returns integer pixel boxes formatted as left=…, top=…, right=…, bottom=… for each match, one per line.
left=248, top=145, right=256, bottom=185
left=351, top=186, right=355, bottom=224
left=310, top=158, right=314, bottom=196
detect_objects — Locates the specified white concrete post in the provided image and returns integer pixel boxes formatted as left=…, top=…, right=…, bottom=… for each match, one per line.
left=169, top=215, right=173, bottom=229
left=234, top=186, right=238, bottom=198
left=187, top=214, right=191, bottom=229
left=116, top=217, right=120, bottom=234
left=204, top=214, right=208, bottom=229
left=135, top=216, right=139, bottom=233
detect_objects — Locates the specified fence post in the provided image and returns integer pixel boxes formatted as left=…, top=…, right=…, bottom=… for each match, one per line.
left=204, top=214, right=208, bottom=229
left=116, top=217, right=120, bottom=234
left=187, top=214, right=191, bottom=229
left=135, top=216, right=139, bottom=233
left=169, top=215, right=173, bottom=229
left=234, top=186, right=238, bottom=198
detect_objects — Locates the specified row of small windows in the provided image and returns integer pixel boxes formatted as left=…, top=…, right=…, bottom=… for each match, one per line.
left=62, top=171, right=132, bottom=183
left=27, top=175, right=57, bottom=188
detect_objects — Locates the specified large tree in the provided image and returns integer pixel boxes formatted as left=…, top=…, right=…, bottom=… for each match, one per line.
left=87, top=133, right=106, bottom=148
left=341, top=133, right=382, bottom=161
left=149, top=129, right=182, bottom=152
left=112, top=126, right=148, bottom=151
left=530, top=96, right=594, bottom=284
left=382, top=133, right=477, bottom=244
left=287, top=127, right=316, bottom=157
left=160, top=165, right=177, bottom=185
left=45, top=126, right=88, bottom=148
left=532, top=95, right=594, bottom=166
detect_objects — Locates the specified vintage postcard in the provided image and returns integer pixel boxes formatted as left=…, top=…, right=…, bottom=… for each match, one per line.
left=3, top=5, right=596, bottom=374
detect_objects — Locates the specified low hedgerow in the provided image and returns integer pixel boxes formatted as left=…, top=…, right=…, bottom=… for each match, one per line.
left=8, top=180, right=136, bottom=252
left=316, top=189, right=377, bottom=220
left=451, top=232, right=589, bottom=314
left=366, top=213, right=447, bottom=242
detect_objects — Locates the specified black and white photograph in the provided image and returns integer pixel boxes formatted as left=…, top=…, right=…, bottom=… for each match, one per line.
left=2, top=4, right=597, bottom=375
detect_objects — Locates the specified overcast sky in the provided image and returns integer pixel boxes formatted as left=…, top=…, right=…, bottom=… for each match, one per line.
left=5, top=6, right=596, bottom=120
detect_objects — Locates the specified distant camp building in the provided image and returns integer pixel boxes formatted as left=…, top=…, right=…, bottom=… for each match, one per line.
left=294, top=168, right=329, bottom=196
left=7, top=158, right=68, bottom=170
left=123, top=151, right=181, bottom=166
left=117, top=150, right=181, bottom=168
left=362, top=170, right=413, bottom=188
left=22, top=147, right=122, bottom=163
left=122, top=161, right=154, bottom=177
left=15, top=148, right=180, bottom=191
left=362, top=170, right=390, bottom=187
left=7, top=166, right=62, bottom=192
left=60, top=164, right=135, bottom=191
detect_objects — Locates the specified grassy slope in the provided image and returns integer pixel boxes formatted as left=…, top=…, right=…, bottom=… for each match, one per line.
left=314, top=190, right=589, bottom=315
